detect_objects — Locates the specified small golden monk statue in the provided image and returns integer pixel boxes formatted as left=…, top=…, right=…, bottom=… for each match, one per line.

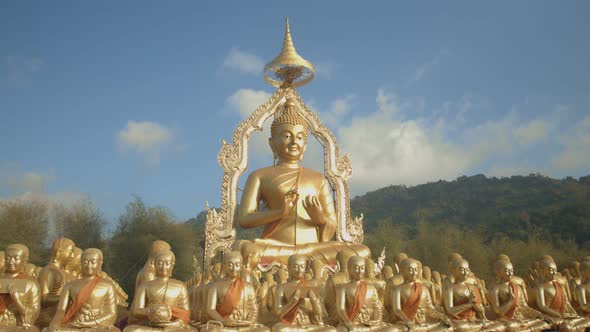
left=65, top=247, right=83, bottom=281
left=200, top=251, right=268, bottom=332
left=234, top=97, right=370, bottom=265
left=325, top=249, right=357, bottom=326
left=272, top=254, right=334, bottom=332
left=37, top=237, right=76, bottom=328
left=442, top=258, right=505, bottom=332
left=0, top=243, right=40, bottom=331
left=366, top=259, right=386, bottom=302
left=574, top=260, right=590, bottom=317
left=487, top=259, right=549, bottom=332
left=335, top=256, right=396, bottom=332
left=534, top=258, right=590, bottom=332
left=45, top=248, right=119, bottom=332
left=135, top=241, right=171, bottom=289
left=385, top=259, right=451, bottom=332
left=124, top=249, right=195, bottom=332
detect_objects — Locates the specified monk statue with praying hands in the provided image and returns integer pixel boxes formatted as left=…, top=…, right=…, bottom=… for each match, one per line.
left=487, top=259, right=549, bottom=332
left=0, top=243, right=40, bottom=331
left=534, top=258, right=590, bottom=332
left=124, top=249, right=196, bottom=332
left=386, top=259, right=452, bottom=332
left=335, top=256, right=397, bottom=332
left=45, top=248, right=118, bottom=332
left=200, top=251, right=269, bottom=332
left=272, top=254, right=334, bottom=332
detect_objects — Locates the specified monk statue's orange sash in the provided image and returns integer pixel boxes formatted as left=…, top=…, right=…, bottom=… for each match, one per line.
left=455, top=286, right=482, bottom=320
left=549, top=281, right=566, bottom=314
left=0, top=273, right=26, bottom=315
left=402, top=282, right=423, bottom=321
left=347, top=281, right=367, bottom=320
left=62, top=276, right=102, bottom=324
left=503, top=282, right=519, bottom=319
left=171, top=306, right=190, bottom=324
left=217, top=278, right=243, bottom=319
left=279, top=279, right=305, bottom=324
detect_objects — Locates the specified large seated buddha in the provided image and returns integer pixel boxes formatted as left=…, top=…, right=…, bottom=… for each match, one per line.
left=233, top=98, right=370, bottom=265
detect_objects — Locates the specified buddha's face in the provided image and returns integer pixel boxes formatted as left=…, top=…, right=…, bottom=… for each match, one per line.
left=349, top=257, right=366, bottom=281
left=402, top=260, right=420, bottom=282
left=225, top=255, right=243, bottom=278
left=155, top=254, right=175, bottom=278
left=5, top=248, right=27, bottom=274
left=453, top=260, right=470, bottom=282
left=542, top=261, right=558, bottom=281
left=278, top=266, right=288, bottom=283
left=288, top=256, right=307, bottom=280
left=270, top=124, right=307, bottom=162
left=81, top=252, right=102, bottom=277
left=57, top=243, right=75, bottom=265
left=497, top=262, right=514, bottom=282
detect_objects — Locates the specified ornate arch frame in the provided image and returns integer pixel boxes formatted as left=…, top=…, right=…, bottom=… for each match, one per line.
left=204, top=86, right=364, bottom=268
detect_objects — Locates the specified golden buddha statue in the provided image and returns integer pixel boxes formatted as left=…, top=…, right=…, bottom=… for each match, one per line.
left=335, top=256, right=396, bottom=332
left=234, top=96, right=370, bottom=265
left=124, top=249, right=195, bottom=332
left=0, top=243, right=40, bottom=331
left=533, top=258, right=590, bottom=332
left=574, top=261, right=590, bottom=316
left=46, top=248, right=119, bottom=332
left=487, top=259, right=549, bottom=332
left=200, top=251, right=268, bottom=332
left=37, top=237, right=76, bottom=328
left=134, top=240, right=171, bottom=289
left=381, top=267, right=394, bottom=281
left=325, top=249, right=356, bottom=326
left=307, top=259, right=327, bottom=290
left=272, top=254, right=334, bottom=332
left=266, top=266, right=288, bottom=315
left=65, top=247, right=83, bottom=281
left=386, top=259, right=451, bottom=332
left=365, top=259, right=385, bottom=302
left=442, top=258, right=505, bottom=332
left=416, top=261, right=440, bottom=307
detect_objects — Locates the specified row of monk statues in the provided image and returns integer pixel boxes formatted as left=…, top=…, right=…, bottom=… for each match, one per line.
left=1, top=238, right=590, bottom=331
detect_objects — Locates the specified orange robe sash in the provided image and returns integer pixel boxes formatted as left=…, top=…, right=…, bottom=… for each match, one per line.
left=503, top=282, right=519, bottom=319
left=549, top=281, right=566, bottom=314
left=347, top=280, right=367, bottom=320
left=402, top=282, right=423, bottom=321
left=62, top=276, right=102, bottom=324
left=279, top=279, right=305, bottom=324
left=0, top=273, right=26, bottom=315
left=171, top=306, right=190, bottom=324
left=217, top=277, right=243, bottom=319
left=455, top=286, right=482, bottom=320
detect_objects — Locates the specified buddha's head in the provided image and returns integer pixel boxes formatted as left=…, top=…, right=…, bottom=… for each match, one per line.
left=494, top=259, right=514, bottom=283
left=496, top=254, right=511, bottom=263
left=540, top=259, right=558, bottom=282
left=310, top=259, right=324, bottom=279
left=336, top=248, right=356, bottom=273
left=81, top=248, right=103, bottom=277
left=51, top=237, right=75, bottom=266
left=269, top=98, right=307, bottom=163
left=4, top=244, right=29, bottom=274
left=381, top=265, right=394, bottom=279
left=148, top=240, right=171, bottom=266
left=288, top=254, right=308, bottom=280
left=580, top=261, right=590, bottom=281
left=223, top=251, right=243, bottom=279
left=277, top=264, right=289, bottom=284
left=348, top=255, right=366, bottom=281
left=400, top=258, right=420, bottom=282
left=450, top=258, right=470, bottom=282
left=423, top=265, right=432, bottom=281
left=570, top=261, right=581, bottom=278
left=67, top=246, right=83, bottom=276
left=154, top=249, right=175, bottom=278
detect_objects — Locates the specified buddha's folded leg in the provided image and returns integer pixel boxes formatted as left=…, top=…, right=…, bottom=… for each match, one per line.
left=451, top=321, right=482, bottom=332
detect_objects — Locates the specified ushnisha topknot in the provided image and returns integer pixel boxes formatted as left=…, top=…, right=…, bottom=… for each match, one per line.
left=270, top=97, right=307, bottom=138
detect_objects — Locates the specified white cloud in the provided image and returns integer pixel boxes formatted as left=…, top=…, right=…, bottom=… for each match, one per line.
left=3, top=171, right=56, bottom=194
left=551, top=115, right=590, bottom=172
left=319, top=95, right=355, bottom=127
left=314, top=61, right=336, bottom=79
left=117, top=121, right=173, bottom=165
left=227, top=89, right=272, bottom=119
left=513, top=119, right=549, bottom=146
left=408, top=49, right=450, bottom=84
left=223, top=48, right=264, bottom=75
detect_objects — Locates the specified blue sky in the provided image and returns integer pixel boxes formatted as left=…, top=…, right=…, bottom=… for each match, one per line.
left=2, top=1, right=590, bottom=226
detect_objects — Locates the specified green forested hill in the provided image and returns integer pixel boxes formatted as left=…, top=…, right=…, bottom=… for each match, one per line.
left=352, top=174, right=590, bottom=247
